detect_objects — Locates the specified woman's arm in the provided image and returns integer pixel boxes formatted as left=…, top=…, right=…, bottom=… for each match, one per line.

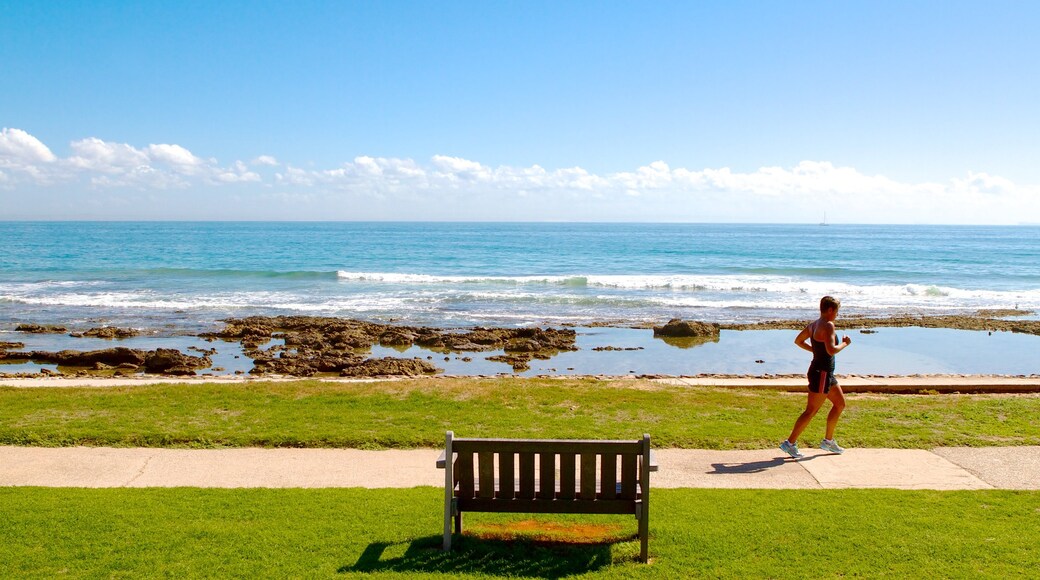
left=822, top=321, right=851, bottom=355
left=794, top=325, right=813, bottom=353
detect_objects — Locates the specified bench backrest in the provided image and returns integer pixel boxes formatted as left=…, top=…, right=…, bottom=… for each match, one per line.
left=445, top=433, right=651, bottom=513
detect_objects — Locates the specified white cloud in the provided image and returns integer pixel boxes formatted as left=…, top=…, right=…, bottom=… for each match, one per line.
left=252, top=155, right=279, bottom=166
left=1, top=128, right=1037, bottom=223
left=68, top=138, right=150, bottom=173
left=146, top=144, right=204, bottom=172
left=0, top=128, right=57, bottom=166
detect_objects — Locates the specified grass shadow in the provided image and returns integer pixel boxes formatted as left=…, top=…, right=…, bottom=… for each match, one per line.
left=342, top=532, right=636, bottom=578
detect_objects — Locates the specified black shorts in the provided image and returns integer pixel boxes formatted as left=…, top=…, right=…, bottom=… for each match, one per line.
left=808, top=368, right=838, bottom=394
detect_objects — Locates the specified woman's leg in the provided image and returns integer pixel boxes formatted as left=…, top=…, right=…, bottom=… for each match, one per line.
left=787, top=392, right=827, bottom=444
left=824, top=384, right=846, bottom=440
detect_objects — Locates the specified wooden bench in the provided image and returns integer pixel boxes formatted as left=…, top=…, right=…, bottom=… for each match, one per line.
left=436, top=431, right=658, bottom=562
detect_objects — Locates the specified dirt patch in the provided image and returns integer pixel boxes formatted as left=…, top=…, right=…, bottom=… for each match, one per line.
left=468, top=520, right=631, bottom=544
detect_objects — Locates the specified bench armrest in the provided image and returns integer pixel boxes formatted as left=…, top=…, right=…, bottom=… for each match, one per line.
left=648, top=449, right=659, bottom=472
left=436, top=450, right=447, bottom=469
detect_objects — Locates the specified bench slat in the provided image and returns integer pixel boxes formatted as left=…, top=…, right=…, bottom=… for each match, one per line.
left=621, top=453, right=637, bottom=499
left=600, top=453, right=617, bottom=500
left=454, top=439, right=642, bottom=455
left=580, top=453, right=597, bottom=500
left=538, top=452, right=555, bottom=499
left=519, top=452, right=535, bottom=499
left=559, top=453, right=576, bottom=500
left=478, top=452, right=495, bottom=499
left=457, top=497, right=640, bottom=515
left=456, top=452, right=474, bottom=499
left=498, top=452, right=515, bottom=499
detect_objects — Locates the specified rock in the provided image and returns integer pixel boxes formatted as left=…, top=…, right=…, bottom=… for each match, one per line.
left=487, top=353, right=533, bottom=372
left=249, top=352, right=364, bottom=376
left=339, top=357, right=440, bottom=377
left=29, top=347, right=147, bottom=367
left=81, top=327, right=140, bottom=339
left=0, top=342, right=25, bottom=350
left=205, top=316, right=579, bottom=378
left=505, top=339, right=542, bottom=353
left=143, top=349, right=211, bottom=374
left=15, top=324, right=68, bottom=334
left=378, top=329, right=417, bottom=347
left=415, top=333, right=446, bottom=348
left=162, top=366, right=197, bottom=376
left=653, top=319, right=721, bottom=339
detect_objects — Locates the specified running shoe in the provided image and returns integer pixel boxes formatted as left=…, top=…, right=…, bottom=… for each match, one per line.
left=779, top=440, right=803, bottom=458
left=820, top=439, right=845, bottom=454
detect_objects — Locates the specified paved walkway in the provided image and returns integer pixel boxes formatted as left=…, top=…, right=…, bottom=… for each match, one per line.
left=2, top=446, right=1038, bottom=490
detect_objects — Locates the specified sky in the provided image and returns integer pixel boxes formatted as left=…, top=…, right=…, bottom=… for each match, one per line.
left=1, top=1, right=1039, bottom=224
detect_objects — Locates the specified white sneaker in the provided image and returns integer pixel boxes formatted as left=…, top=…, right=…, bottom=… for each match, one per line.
left=820, top=439, right=845, bottom=454
left=780, top=440, right=803, bottom=458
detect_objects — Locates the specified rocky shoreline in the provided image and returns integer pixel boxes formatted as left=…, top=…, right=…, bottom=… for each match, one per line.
left=1, top=310, right=1037, bottom=379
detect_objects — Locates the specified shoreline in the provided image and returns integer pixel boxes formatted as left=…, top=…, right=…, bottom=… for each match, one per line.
left=3, top=312, right=1040, bottom=381
left=3, top=373, right=1040, bottom=394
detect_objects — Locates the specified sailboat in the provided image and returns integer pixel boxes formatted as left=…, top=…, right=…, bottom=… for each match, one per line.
left=820, top=212, right=829, bottom=226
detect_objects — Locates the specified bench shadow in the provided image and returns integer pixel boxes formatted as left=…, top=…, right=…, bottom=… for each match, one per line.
left=341, top=534, right=630, bottom=578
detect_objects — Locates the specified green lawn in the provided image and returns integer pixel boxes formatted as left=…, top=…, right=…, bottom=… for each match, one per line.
left=1, top=487, right=1037, bottom=578
left=2, top=378, right=1038, bottom=449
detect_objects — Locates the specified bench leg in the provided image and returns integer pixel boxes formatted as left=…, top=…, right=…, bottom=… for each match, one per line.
left=443, top=511, right=452, bottom=552
left=455, top=511, right=463, bottom=535
left=443, top=497, right=456, bottom=552
left=638, top=510, right=648, bottom=563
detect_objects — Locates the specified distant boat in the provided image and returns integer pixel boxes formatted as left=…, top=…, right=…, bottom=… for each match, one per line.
left=820, top=212, right=829, bottom=226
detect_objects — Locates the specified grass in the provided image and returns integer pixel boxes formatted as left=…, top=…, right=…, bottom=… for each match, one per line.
left=1, top=487, right=1038, bottom=578
left=2, top=378, right=1039, bottom=449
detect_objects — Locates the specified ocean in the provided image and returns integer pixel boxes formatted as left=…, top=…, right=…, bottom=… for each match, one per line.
left=2, top=222, right=1039, bottom=331
left=2, top=222, right=1039, bottom=377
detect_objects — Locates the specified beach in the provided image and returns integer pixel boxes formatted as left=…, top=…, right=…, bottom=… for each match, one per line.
left=2, top=222, right=1039, bottom=380
left=2, top=313, right=1040, bottom=382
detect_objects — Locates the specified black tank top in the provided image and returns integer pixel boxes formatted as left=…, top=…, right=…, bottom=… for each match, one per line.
left=809, top=323, right=835, bottom=372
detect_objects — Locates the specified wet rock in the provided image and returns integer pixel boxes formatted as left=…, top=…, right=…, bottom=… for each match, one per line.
left=378, top=329, right=417, bottom=347
left=80, top=327, right=140, bottom=339
left=249, top=352, right=364, bottom=376
left=415, top=333, right=446, bottom=348
left=0, top=341, right=26, bottom=350
left=143, top=349, right=211, bottom=374
left=339, top=357, right=441, bottom=377
left=187, top=346, right=217, bottom=355
left=204, top=316, right=579, bottom=377
left=162, top=366, right=197, bottom=376
left=29, top=347, right=147, bottom=367
left=505, top=338, right=542, bottom=353
left=15, top=324, right=68, bottom=334
left=653, top=319, right=721, bottom=339
left=487, top=353, right=533, bottom=372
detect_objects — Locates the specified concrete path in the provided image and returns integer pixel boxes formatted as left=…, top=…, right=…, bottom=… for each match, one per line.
left=2, top=446, right=1037, bottom=490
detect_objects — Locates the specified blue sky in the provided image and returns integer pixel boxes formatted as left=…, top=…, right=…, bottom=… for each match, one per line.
left=2, top=1, right=1038, bottom=223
